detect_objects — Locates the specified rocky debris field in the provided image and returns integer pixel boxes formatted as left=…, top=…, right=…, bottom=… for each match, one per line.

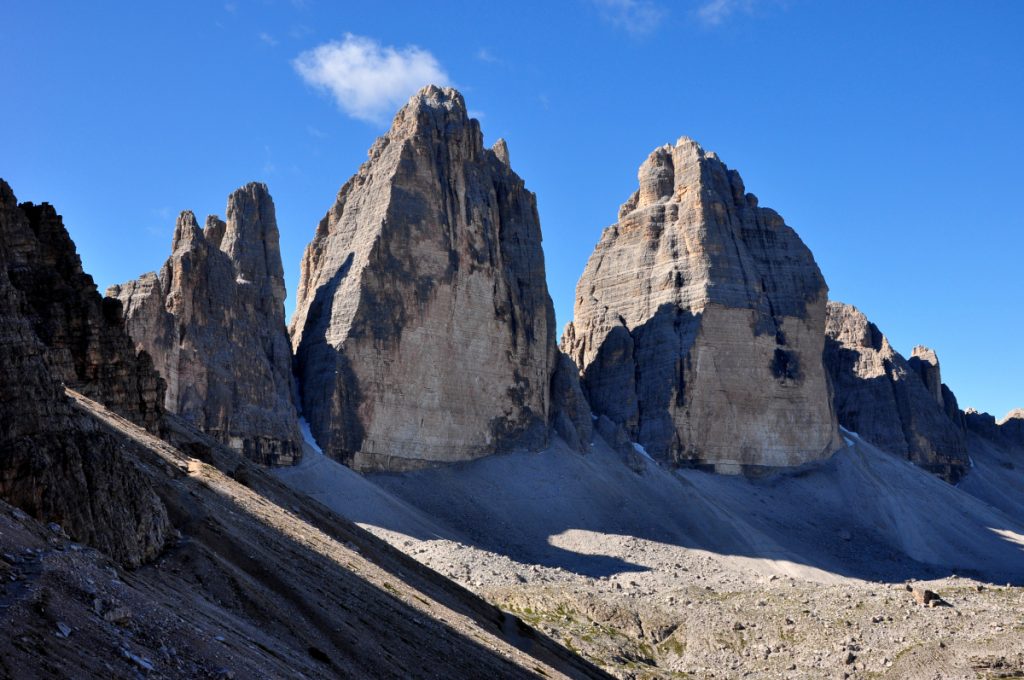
left=415, top=538, right=1024, bottom=679
left=278, top=433, right=1024, bottom=680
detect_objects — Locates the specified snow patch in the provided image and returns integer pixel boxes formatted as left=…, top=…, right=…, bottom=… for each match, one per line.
left=299, top=417, right=323, bottom=455
left=631, top=442, right=654, bottom=462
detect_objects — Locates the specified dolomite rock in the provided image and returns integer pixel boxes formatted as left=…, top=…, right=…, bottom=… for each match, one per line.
left=549, top=352, right=593, bottom=451
left=109, top=183, right=302, bottom=465
left=999, top=409, right=1024, bottom=445
left=290, top=86, right=560, bottom=470
left=562, top=137, right=842, bottom=473
left=824, top=302, right=969, bottom=481
left=0, top=186, right=164, bottom=432
left=0, top=179, right=169, bottom=566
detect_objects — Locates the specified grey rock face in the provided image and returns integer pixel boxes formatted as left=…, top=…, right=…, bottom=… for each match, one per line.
left=290, top=86, right=558, bottom=471
left=109, top=183, right=302, bottom=465
left=0, top=179, right=169, bottom=566
left=562, top=137, right=841, bottom=473
left=824, top=302, right=969, bottom=481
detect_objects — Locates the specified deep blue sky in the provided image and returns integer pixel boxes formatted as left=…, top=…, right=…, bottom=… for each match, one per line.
left=2, top=1, right=1021, bottom=417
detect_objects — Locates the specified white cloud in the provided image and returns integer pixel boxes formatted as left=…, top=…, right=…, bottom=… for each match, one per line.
left=259, top=32, right=278, bottom=47
left=476, top=48, right=498, bottom=63
left=697, top=0, right=755, bottom=26
left=592, top=0, right=666, bottom=35
left=293, top=34, right=450, bottom=123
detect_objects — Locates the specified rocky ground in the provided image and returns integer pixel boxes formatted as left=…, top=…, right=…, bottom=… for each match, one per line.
left=415, top=537, right=1024, bottom=678
left=0, top=390, right=608, bottom=679
left=277, top=432, right=1024, bottom=679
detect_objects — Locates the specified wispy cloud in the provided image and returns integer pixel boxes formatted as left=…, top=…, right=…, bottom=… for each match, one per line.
left=696, top=0, right=755, bottom=26
left=293, top=33, right=450, bottom=124
left=476, top=48, right=499, bottom=63
left=592, top=0, right=666, bottom=35
left=258, top=32, right=278, bottom=47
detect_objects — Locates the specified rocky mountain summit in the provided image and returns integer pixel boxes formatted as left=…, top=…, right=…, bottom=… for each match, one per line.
left=110, top=183, right=302, bottom=465
left=823, top=302, right=969, bottom=481
left=0, top=179, right=170, bottom=566
left=290, top=85, right=584, bottom=471
left=562, top=137, right=841, bottom=472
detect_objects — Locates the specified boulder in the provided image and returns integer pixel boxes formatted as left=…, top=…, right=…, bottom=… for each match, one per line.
left=562, top=137, right=842, bottom=473
left=109, top=183, right=302, bottom=465
left=824, top=302, right=969, bottom=481
left=290, top=86, right=559, bottom=471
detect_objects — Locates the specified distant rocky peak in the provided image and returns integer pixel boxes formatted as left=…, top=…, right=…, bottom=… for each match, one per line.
left=1001, top=408, right=1024, bottom=424
left=204, top=214, right=226, bottom=249
left=171, top=210, right=204, bottom=252
left=222, top=181, right=285, bottom=309
left=112, top=182, right=302, bottom=465
left=566, top=136, right=839, bottom=471
left=493, top=138, right=510, bottom=165
left=908, top=345, right=945, bottom=408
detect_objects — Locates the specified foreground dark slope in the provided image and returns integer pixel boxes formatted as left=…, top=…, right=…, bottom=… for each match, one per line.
left=0, top=388, right=610, bottom=679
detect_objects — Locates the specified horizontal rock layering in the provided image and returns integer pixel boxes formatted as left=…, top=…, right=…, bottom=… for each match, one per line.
left=824, top=301, right=969, bottom=481
left=563, top=137, right=842, bottom=473
left=0, top=179, right=169, bottom=566
left=290, top=86, right=570, bottom=471
left=109, top=183, right=302, bottom=465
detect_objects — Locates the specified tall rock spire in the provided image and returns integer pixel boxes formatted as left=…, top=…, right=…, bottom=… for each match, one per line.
left=290, top=85, right=569, bottom=471
left=109, top=182, right=302, bottom=465
left=562, top=137, right=842, bottom=473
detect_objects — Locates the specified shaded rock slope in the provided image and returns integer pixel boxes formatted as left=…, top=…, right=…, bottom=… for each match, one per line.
left=0, top=179, right=170, bottom=567
left=291, top=85, right=584, bottom=471
left=562, top=137, right=841, bottom=472
left=110, top=183, right=302, bottom=465
left=824, top=301, right=969, bottom=481
left=0, top=389, right=609, bottom=679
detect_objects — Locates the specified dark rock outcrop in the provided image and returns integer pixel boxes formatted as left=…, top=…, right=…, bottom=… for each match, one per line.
left=964, top=407, right=1024, bottom=449
left=0, top=185, right=164, bottom=432
left=999, top=409, right=1024, bottom=446
left=824, top=302, right=969, bottom=481
left=562, top=137, right=841, bottom=473
left=109, top=183, right=302, bottom=465
left=550, top=352, right=593, bottom=451
left=0, top=179, right=169, bottom=566
left=290, top=86, right=561, bottom=471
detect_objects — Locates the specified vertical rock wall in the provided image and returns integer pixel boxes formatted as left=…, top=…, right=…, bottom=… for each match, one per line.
left=110, top=183, right=302, bottom=465
left=290, top=86, right=563, bottom=471
left=563, top=138, right=841, bottom=473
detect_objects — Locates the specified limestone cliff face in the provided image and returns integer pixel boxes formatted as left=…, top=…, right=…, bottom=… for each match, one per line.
left=0, top=180, right=169, bottom=566
left=0, top=186, right=165, bottom=432
left=290, top=86, right=561, bottom=471
left=824, top=302, right=969, bottom=481
left=109, top=183, right=302, bottom=465
left=562, top=138, right=841, bottom=473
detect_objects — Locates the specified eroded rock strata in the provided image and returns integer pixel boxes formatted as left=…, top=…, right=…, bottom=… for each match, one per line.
left=290, top=86, right=563, bottom=470
left=562, top=137, right=841, bottom=473
left=109, top=183, right=302, bottom=465
left=824, top=301, right=969, bottom=481
left=0, top=184, right=165, bottom=432
left=0, top=179, right=169, bottom=566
